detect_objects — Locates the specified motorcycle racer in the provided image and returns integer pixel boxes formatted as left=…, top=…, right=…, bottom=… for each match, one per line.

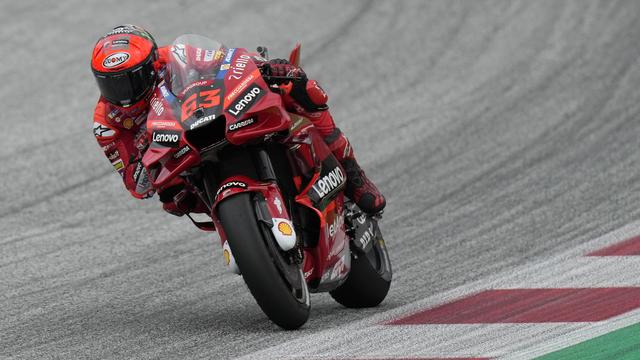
left=91, top=24, right=203, bottom=216
left=90, top=25, right=386, bottom=215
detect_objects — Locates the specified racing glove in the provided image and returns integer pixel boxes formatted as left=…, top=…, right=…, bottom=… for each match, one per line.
left=123, top=125, right=154, bottom=199
left=123, top=160, right=154, bottom=199
left=260, top=59, right=328, bottom=112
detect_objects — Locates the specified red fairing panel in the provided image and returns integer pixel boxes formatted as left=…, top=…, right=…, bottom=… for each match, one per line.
left=222, top=49, right=291, bottom=145
left=211, top=176, right=292, bottom=245
left=296, top=188, right=351, bottom=285
left=285, top=119, right=351, bottom=285
left=142, top=89, right=203, bottom=189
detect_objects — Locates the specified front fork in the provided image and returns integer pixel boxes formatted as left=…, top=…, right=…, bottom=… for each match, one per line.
left=207, top=149, right=299, bottom=274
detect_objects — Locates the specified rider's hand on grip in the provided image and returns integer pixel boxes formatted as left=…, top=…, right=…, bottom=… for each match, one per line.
left=134, top=124, right=150, bottom=153
left=124, top=160, right=154, bottom=199
left=261, top=59, right=307, bottom=84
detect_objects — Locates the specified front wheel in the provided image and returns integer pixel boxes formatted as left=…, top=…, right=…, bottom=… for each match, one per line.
left=330, top=222, right=392, bottom=308
left=218, top=193, right=310, bottom=329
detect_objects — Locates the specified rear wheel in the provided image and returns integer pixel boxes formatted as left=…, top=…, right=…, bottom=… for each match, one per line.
left=218, top=193, right=310, bottom=329
left=330, top=222, right=392, bottom=308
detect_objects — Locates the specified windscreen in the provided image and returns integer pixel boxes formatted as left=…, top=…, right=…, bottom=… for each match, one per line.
left=168, top=34, right=227, bottom=95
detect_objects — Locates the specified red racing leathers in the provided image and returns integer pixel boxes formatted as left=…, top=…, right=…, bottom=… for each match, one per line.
left=93, top=46, right=172, bottom=202
left=93, top=96, right=155, bottom=198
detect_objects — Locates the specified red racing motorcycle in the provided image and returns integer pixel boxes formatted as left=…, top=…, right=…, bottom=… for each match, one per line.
left=142, top=34, right=392, bottom=329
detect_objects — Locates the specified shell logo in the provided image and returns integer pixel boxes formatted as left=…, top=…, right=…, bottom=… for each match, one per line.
left=223, top=249, right=231, bottom=265
left=123, top=118, right=134, bottom=129
left=277, top=222, right=293, bottom=236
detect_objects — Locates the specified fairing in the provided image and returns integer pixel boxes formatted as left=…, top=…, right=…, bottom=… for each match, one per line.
left=143, top=36, right=289, bottom=187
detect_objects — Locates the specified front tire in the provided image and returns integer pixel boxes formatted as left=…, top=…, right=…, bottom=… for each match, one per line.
left=218, top=193, right=310, bottom=329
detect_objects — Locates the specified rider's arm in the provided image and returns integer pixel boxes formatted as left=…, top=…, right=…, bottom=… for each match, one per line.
left=93, top=99, right=154, bottom=199
left=258, top=59, right=335, bottom=136
left=258, top=59, right=329, bottom=112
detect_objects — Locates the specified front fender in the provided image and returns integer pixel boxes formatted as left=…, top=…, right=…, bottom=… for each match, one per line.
left=213, top=176, right=297, bottom=251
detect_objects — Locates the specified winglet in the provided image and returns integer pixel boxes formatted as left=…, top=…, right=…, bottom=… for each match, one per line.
left=289, top=43, right=301, bottom=67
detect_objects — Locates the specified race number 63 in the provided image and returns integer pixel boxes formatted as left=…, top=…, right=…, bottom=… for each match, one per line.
left=181, top=89, right=220, bottom=121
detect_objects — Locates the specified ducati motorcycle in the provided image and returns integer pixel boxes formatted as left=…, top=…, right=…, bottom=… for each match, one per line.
left=142, top=34, right=392, bottom=329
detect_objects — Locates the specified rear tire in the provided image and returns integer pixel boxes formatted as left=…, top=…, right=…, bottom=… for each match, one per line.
left=330, top=224, right=392, bottom=308
left=218, top=193, right=310, bottom=329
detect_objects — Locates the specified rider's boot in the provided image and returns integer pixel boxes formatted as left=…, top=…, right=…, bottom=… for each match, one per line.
left=324, top=128, right=386, bottom=214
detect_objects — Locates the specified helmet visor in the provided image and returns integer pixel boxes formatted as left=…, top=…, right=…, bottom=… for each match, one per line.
left=94, top=60, right=155, bottom=107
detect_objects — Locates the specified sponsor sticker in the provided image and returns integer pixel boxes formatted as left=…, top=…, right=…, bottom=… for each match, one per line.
left=107, top=150, right=119, bottom=161
left=223, top=249, right=231, bottom=265
left=171, top=44, right=186, bottom=63
left=228, top=116, right=256, bottom=131
left=107, top=109, right=119, bottom=119
left=102, top=52, right=130, bottom=68
left=227, top=85, right=264, bottom=117
left=227, top=54, right=251, bottom=80
left=329, top=255, right=348, bottom=281
left=190, top=114, right=215, bottom=130
left=273, top=197, right=283, bottom=214
left=173, top=145, right=191, bottom=160
left=122, top=118, right=134, bottom=129
left=106, top=26, right=135, bottom=36
left=277, top=222, right=293, bottom=236
left=101, top=141, right=116, bottom=151
left=133, top=113, right=146, bottom=126
left=217, top=49, right=235, bottom=79
left=304, top=268, right=314, bottom=279
left=224, top=68, right=260, bottom=103
left=93, top=122, right=116, bottom=138
left=160, top=83, right=171, bottom=98
left=151, top=97, right=164, bottom=116
left=215, top=181, right=248, bottom=198
left=312, top=166, right=345, bottom=200
left=110, top=38, right=129, bottom=49
left=153, top=121, right=177, bottom=128
left=179, top=80, right=208, bottom=97
left=204, top=49, right=214, bottom=62
left=358, top=224, right=375, bottom=250
left=132, top=162, right=144, bottom=182
left=224, top=48, right=236, bottom=63
left=151, top=130, right=180, bottom=147
left=111, top=159, right=124, bottom=172
left=326, top=215, right=344, bottom=238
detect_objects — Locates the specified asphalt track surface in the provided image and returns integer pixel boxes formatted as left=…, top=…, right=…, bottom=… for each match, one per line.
left=2, top=1, right=640, bottom=358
